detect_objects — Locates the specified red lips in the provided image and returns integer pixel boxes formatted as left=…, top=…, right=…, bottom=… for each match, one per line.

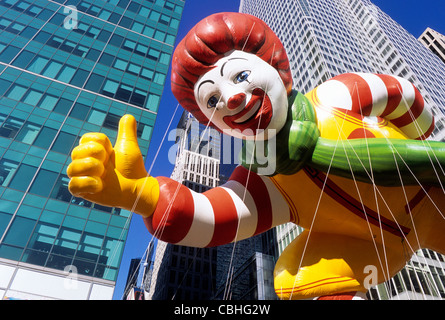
left=223, top=88, right=273, bottom=135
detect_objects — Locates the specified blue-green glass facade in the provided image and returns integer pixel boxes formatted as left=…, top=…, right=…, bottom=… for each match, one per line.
left=0, top=0, right=184, bottom=283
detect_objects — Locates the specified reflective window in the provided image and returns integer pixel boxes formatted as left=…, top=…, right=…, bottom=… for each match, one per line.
left=87, top=109, right=106, bottom=126
left=12, top=50, right=34, bottom=68
left=103, top=113, right=120, bottom=130
left=16, top=122, right=41, bottom=144
left=85, top=73, right=105, bottom=92
left=57, top=65, right=76, bottom=82
left=34, top=127, right=57, bottom=149
left=0, top=117, right=23, bottom=139
left=53, top=98, right=73, bottom=115
left=102, top=79, right=119, bottom=96
left=42, top=61, right=63, bottom=78
left=69, top=103, right=90, bottom=120
left=6, top=84, right=27, bottom=101
left=23, top=89, right=44, bottom=106
left=2, top=216, right=35, bottom=247
left=0, top=211, right=13, bottom=236
left=113, top=58, right=127, bottom=71
left=0, top=159, right=19, bottom=187
left=70, top=68, right=90, bottom=87
left=29, top=169, right=58, bottom=197
left=147, top=93, right=160, bottom=111
left=154, top=72, right=166, bottom=85
left=50, top=175, right=72, bottom=203
left=38, top=94, right=59, bottom=111
left=51, top=132, right=77, bottom=154
left=28, top=56, right=49, bottom=74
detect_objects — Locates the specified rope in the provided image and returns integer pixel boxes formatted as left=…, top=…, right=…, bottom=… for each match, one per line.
left=223, top=38, right=275, bottom=301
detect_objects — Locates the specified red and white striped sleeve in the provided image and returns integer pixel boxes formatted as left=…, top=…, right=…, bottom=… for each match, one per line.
left=143, top=166, right=292, bottom=248
left=314, top=72, right=434, bottom=140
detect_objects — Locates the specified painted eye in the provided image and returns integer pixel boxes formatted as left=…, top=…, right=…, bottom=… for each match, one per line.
left=234, top=71, right=251, bottom=84
left=207, top=96, right=219, bottom=108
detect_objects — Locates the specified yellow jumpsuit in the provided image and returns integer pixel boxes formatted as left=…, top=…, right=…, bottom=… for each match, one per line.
left=272, top=88, right=445, bottom=299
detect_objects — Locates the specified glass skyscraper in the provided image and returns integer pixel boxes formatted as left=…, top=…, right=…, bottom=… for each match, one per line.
left=240, top=0, right=445, bottom=140
left=240, top=0, right=445, bottom=300
left=0, top=0, right=184, bottom=300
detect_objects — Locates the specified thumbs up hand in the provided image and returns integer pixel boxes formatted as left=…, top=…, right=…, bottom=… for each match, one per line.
left=67, top=115, right=159, bottom=217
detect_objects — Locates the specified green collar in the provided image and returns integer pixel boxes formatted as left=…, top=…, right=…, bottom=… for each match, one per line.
left=240, top=90, right=320, bottom=176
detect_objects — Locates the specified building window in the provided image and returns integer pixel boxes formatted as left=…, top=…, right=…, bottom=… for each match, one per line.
left=42, top=61, right=63, bottom=78
left=50, top=175, right=72, bottom=203
left=0, top=159, right=19, bottom=187
left=103, top=113, right=121, bottom=131
left=9, top=163, right=38, bottom=192
left=70, top=68, right=90, bottom=87
left=28, top=56, right=49, bottom=74
left=51, top=132, right=77, bottom=155
left=0, top=117, right=23, bottom=139
left=34, top=127, right=57, bottom=149
left=53, top=98, right=73, bottom=115
left=57, top=65, right=76, bottom=83
left=6, top=84, right=28, bottom=101
left=16, top=122, right=41, bottom=144
left=69, top=103, right=90, bottom=121
left=29, top=169, right=59, bottom=197
left=87, top=109, right=106, bottom=126
left=2, top=216, right=35, bottom=248
left=85, top=73, right=105, bottom=92
left=102, top=79, right=119, bottom=97
left=22, top=89, right=44, bottom=106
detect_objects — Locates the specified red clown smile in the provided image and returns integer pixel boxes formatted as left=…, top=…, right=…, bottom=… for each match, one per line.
left=223, top=88, right=273, bottom=135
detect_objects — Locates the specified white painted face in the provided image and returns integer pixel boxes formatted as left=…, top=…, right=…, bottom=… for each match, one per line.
left=193, top=50, right=288, bottom=140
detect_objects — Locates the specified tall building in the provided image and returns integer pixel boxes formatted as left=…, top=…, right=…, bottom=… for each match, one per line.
left=122, top=241, right=154, bottom=300
left=147, top=110, right=220, bottom=300
left=123, top=258, right=143, bottom=299
left=419, top=28, right=445, bottom=64
left=170, top=110, right=221, bottom=191
left=240, top=0, right=445, bottom=141
left=0, top=0, right=184, bottom=300
left=240, top=0, right=445, bottom=300
left=213, top=232, right=278, bottom=300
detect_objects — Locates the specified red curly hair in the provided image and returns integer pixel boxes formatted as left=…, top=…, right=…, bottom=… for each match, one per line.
left=171, top=12, right=292, bottom=126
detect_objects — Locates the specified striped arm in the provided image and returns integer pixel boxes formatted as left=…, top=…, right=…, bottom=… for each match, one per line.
left=144, top=166, right=292, bottom=248
left=314, top=72, right=434, bottom=140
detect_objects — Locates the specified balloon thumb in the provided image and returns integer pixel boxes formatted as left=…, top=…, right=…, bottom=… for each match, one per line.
left=114, top=114, right=147, bottom=178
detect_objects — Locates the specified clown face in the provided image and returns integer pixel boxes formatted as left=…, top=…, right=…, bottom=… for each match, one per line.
left=194, top=50, right=288, bottom=140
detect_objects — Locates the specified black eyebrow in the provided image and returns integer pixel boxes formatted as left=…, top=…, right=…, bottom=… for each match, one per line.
left=197, top=79, right=215, bottom=96
left=220, top=57, right=248, bottom=76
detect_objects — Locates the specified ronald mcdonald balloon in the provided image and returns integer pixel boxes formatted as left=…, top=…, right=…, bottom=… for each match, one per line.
left=67, top=12, right=445, bottom=300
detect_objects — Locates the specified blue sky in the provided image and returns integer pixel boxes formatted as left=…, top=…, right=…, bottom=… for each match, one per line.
left=112, top=0, right=445, bottom=299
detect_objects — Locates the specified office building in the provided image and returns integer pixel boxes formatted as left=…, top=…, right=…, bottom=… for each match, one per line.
left=0, top=0, right=184, bottom=300
left=213, top=233, right=278, bottom=300
left=240, top=0, right=445, bottom=140
left=240, top=0, right=445, bottom=299
left=170, top=110, right=221, bottom=191
left=419, top=27, right=445, bottom=64
left=123, top=258, right=143, bottom=299
left=122, top=241, right=154, bottom=300
left=147, top=110, right=220, bottom=300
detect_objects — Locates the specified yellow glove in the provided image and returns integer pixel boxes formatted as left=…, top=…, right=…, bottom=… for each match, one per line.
left=67, top=114, right=159, bottom=218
